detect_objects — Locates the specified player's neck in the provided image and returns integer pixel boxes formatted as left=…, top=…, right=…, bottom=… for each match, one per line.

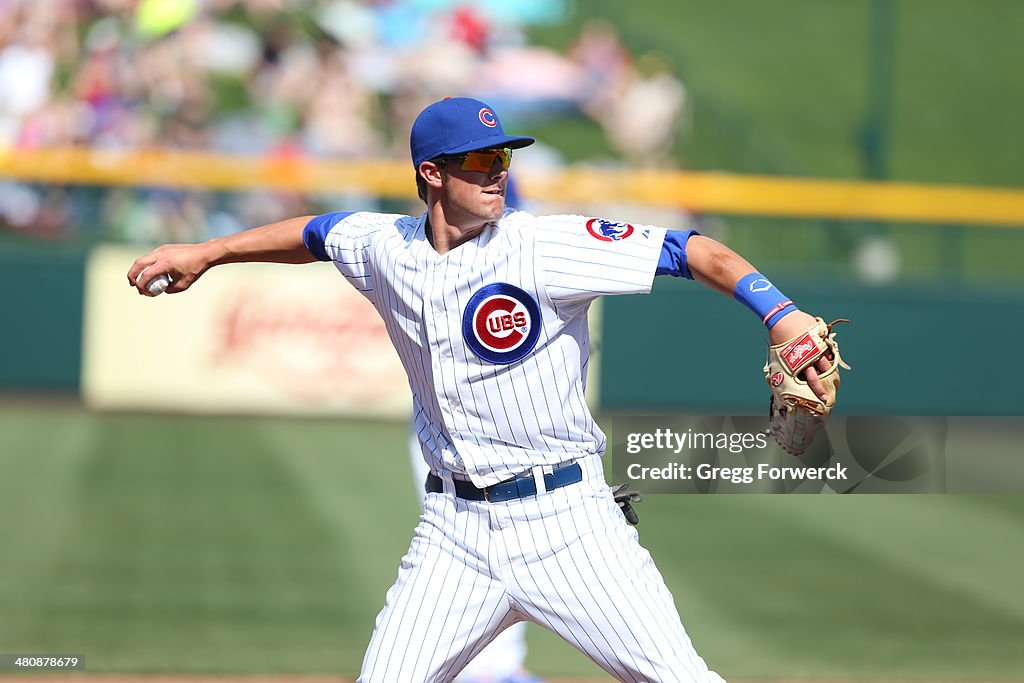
left=426, top=206, right=487, bottom=255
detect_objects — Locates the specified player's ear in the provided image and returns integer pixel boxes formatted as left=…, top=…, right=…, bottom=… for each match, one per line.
left=419, top=161, right=445, bottom=190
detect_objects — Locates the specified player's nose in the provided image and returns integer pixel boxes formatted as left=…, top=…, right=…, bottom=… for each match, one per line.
left=488, top=157, right=508, bottom=179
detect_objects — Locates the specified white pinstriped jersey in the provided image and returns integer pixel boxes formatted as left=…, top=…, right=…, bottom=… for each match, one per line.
left=318, top=208, right=666, bottom=487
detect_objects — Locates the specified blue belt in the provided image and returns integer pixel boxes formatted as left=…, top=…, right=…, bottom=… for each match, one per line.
left=425, top=462, right=583, bottom=502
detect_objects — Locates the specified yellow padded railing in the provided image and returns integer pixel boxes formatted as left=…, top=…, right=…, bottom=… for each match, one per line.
left=3, top=147, right=1023, bottom=227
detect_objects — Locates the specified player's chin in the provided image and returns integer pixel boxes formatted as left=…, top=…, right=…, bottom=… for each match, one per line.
left=480, top=193, right=505, bottom=218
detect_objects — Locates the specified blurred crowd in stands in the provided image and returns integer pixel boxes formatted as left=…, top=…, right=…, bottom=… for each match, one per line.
left=0, top=0, right=686, bottom=242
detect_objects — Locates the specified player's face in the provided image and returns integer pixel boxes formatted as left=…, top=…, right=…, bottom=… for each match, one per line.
left=439, top=149, right=510, bottom=225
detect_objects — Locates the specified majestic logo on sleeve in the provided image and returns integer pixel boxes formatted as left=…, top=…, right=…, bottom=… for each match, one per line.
left=462, top=283, right=541, bottom=364
left=586, top=218, right=635, bottom=242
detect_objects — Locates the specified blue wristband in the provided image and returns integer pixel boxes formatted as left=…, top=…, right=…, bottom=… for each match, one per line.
left=734, top=273, right=798, bottom=328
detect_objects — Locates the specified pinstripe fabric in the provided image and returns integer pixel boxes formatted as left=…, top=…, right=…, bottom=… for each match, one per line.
left=360, top=458, right=725, bottom=682
left=408, top=430, right=530, bottom=681
left=321, top=209, right=665, bottom=487
left=498, top=457, right=723, bottom=682
left=320, top=209, right=723, bottom=681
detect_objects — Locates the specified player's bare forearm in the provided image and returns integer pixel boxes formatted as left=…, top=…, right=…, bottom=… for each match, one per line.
left=685, top=235, right=757, bottom=296
left=686, top=235, right=819, bottom=343
left=127, top=215, right=317, bottom=295
left=207, top=215, right=319, bottom=266
left=686, top=235, right=834, bottom=399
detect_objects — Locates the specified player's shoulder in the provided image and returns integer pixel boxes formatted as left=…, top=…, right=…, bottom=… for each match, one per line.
left=530, top=212, right=614, bottom=243
left=497, top=210, right=589, bottom=235
left=531, top=213, right=667, bottom=261
left=329, top=211, right=413, bottom=238
left=495, top=207, right=534, bottom=227
left=323, top=212, right=422, bottom=257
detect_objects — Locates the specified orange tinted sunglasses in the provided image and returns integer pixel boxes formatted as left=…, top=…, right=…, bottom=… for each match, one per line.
left=446, top=148, right=513, bottom=172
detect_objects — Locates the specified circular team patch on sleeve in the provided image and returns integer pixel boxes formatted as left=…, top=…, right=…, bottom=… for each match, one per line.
left=586, top=218, right=635, bottom=242
left=462, top=283, right=541, bottom=364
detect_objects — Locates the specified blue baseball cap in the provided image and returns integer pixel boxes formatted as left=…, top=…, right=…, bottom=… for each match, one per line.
left=410, top=97, right=535, bottom=168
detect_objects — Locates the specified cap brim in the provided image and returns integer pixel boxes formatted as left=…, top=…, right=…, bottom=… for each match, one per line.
left=445, top=135, right=535, bottom=156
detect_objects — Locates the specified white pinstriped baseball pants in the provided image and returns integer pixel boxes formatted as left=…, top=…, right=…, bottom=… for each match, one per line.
left=358, top=456, right=725, bottom=683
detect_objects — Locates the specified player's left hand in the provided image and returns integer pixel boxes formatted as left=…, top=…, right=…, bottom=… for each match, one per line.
left=769, top=310, right=834, bottom=401
left=764, top=315, right=851, bottom=455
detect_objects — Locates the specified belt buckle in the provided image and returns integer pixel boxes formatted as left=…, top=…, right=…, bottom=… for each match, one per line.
left=482, top=485, right=491, bottom=502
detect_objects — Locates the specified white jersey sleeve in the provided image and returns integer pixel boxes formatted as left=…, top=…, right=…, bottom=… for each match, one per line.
left=302, top=211, right=405, bottom=303
left=534, top=214, right=667, bottom=315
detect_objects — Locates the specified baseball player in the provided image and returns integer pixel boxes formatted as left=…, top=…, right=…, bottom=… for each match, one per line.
left=128, top=97, right=836, bottom=682
left=408, top=430, right=538, bottom=683
left=405, top=172, right=542, bottom=683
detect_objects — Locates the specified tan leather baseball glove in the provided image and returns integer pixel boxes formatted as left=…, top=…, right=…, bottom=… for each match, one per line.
left=764, top=318, right=850, bottom=455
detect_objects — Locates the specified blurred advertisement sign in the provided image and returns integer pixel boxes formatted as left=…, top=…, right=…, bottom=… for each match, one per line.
left=83, top=245, right=410, bottom=417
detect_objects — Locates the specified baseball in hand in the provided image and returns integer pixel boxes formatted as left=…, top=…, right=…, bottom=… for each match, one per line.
left=147, top=274, right=172, bottom=296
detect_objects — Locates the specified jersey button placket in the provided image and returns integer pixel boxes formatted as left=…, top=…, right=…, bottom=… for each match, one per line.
left=425, top=258, right=459, bottom=436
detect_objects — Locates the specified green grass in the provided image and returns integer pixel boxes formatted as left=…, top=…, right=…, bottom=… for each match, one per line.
left=2, top=405, right=1023, bottom=678
left=641, top=496, right=1024, bottom=678
left=0, top=407, right=417, bottom=673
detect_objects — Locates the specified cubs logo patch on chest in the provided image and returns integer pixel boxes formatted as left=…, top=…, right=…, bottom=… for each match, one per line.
left=462, top=283, right=541, bottom=364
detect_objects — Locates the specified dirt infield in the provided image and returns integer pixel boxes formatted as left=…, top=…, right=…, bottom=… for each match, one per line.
left=0, top=677, right=615, bottom=683
left=0, top=677, right=944, bottom=683
left=16, top=675, right=857, bottom=683
left=3, top=678, right=352, bottom=683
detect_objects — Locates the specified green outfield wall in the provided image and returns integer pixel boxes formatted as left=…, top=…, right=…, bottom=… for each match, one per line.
left=0, top=246, right=86, bottom=390
left=1, top=246, right=1022, bottom=414
left=600, top=278, right=1024, bottom=415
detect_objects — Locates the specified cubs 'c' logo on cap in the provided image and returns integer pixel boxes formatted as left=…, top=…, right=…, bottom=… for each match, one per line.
left=478, top=108, right=498, bottom=128
left=586, top=218, right=634, bottom=242
left=462, top=283, right=541, bottom=364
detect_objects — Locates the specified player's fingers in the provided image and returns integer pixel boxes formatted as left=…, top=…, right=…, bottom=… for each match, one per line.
left=164, top=275, right=191, bottom=294
left=804, top=365, right=828, bottom=402
left=137, top=264, right=180, bottom=297
left=137, top=267, right=164, bottom=296
left=816, top=354, right=833, bottom=374
left=127, top=254, right=158, bottom=286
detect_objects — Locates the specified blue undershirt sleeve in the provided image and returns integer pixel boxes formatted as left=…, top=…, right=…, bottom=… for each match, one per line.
left=655, top=229, right=700, bottom=279
left=302, top=211, right=354, bottom=261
